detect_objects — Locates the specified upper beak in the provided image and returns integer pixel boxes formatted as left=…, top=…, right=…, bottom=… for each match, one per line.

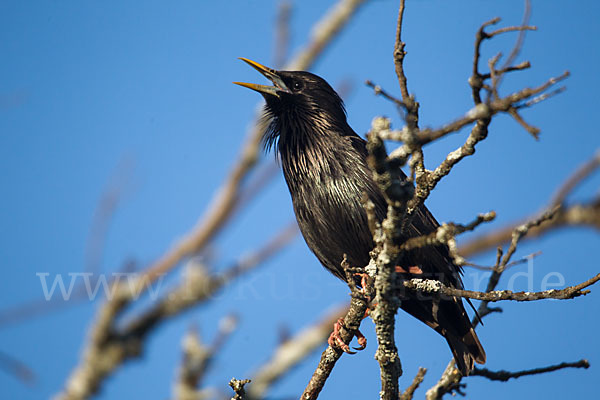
left=233, top=58, right=290, bottom=97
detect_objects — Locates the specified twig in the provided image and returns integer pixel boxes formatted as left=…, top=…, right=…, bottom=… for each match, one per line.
left=459, top=150, right=600, bottom=258
left=229, top=378, right=251, bottom=400
left=138, top=0, right=369, bottom=293
left=498, top=206, right=559, bottom=274
left=365, top=79, right=407, bottom=110
left=273, top=1, right=292, bottom=68
left=55, top=224, right=297, bottom=400
left=426, top=180, right=596, bottom=398
left=85, top=157, right=133, bottom=275
left=393, top=0, right=418, bottom=126
left=286, top=0, right=369, bottom=71
left=425, top=360, right=463, bottom=400
left=0, top=259, right=137, bottom=327
left=551, top=150, right=600, bottom=206
left=480, top=61, right=531, bottom=80
left=464, top=251, right=541, bottom=271
left=300, top=295, right=369, bottom=400
left=0, top=350, right=36, bottom=386
left=493, top=0, right=534, bottom=94
left=248, top=305, right=348, bottom=398
left=471, top=359, right=590, bottom=382
left=399, top=367, right=427, bottom=400
left=400, top=212, right=496, bottom=265
left=404, top=272, right=600, bottom=302
left=56, top=0, right=367, bottom=396
left=459, top=197, right=600, bottom=257
left=385, top=66, right=569, bottom=213
left=393, top=0, right=423, bottom=185
left=0, top=158, right=135, bottom=328
left=173, top=315, right=239, bottom=400
left=387, top=70, right=570, bottom=152
left=520, top=86, right=566, bottom=109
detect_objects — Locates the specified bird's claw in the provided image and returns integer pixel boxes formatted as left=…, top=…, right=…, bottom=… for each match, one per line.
left=353, top=330, right=367, bottom=351
left=328, top=317, right=367, bottom=354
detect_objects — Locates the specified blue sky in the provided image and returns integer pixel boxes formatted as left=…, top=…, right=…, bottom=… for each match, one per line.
left=0, top=1, right=599, bottom=399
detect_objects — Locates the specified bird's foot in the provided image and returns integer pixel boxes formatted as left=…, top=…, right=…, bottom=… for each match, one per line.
left=354, top=328, right=367, bottom=351
left=353, top=272, right=372, bottom=297
left=395, top=265, right=423, bottom=274
left=328, top=317, right=367, bottom=354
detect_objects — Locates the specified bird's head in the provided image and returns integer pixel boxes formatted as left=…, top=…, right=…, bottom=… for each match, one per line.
left=234, top=58, right=349, bottom=151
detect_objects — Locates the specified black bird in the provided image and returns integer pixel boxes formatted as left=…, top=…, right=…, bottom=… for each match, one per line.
left=234, top=58, right=486, bottom=375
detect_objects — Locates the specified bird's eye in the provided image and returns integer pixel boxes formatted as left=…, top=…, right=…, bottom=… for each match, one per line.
left=292, top=81, right=303, bottom=91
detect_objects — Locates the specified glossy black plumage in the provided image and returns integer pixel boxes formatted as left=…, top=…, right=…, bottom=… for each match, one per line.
left=235, top=59, right=486, bottom=375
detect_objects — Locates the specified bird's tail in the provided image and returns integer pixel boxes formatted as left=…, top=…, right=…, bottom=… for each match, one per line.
left=401, top=296, right=486, bottom=376
left=444, top=325, right=486, bottom=376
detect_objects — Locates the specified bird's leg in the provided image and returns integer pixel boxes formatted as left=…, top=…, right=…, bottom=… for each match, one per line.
left=327, top=317, right=367, bottom=353
left=331, top=266, right=422, bottom=353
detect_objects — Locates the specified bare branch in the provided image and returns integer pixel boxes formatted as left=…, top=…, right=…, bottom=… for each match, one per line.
left=399, top=367, right=427, bottom=400
left=55, top=0, right=370, bottom=396
left=55, top=224, right=296, bottom=400
left=228, top=378, right=251, bottom=400
left=425, top=360, right=463, bottom=400
left=301, top=294, right=369, bottom=399
left=471, top=359, right=590, bottom=382
left=481, top=60, right=531, bottom=80
left=400, top=212, right=496, bottom=266
left=388, top=70, right=570, bottom=151
left=0, top=258, right=136, bottom=327
left=393, top=0, right=423, bottom=184
left=365, top=79, right=407, bottom=110
left=286, top=0, right=369, bottom=71
left=367, top=115, right=416, bottom=399
left=464, top=251, right=541, bottom=271
left=498, top=206, right=560, bottom=274
left=273, top=1, right=292, bottom=68
left=85, top=157, right=133, bottom=276
left=173, top=315, right=239, bottom=400
left=551, top=150, right=600, bottom=206
left=427, top=203, right=578, bottom=398
left=393, top=0, right=416, bottom=121
left=136, top=0, right=369, bottom=294
left=493, top=0, right=534, bottom=93
left=459, top=198, right=600, bottom=258
left=508, top=107, right=540, bottom=138
left=460, top=149, right=600, bottom=257
left=404, top=272, right=600, bottom=302
left=248, top=305, right=348, bottom=398
left=0, top=350, right=36, bottom=386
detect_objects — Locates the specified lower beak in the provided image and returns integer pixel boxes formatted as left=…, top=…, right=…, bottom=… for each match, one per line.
left=234, top=58, right=290, bottom=97
left=233, top=81, right=281, bottom=97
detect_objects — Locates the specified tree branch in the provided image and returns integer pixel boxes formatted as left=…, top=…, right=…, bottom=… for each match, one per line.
left=399, top=367, right=427, bottom=400
left=404, top=272, right=600, bottom=302
left=55, top=224, right=297, bottom=400
left=173, top=315, right=238, bottom=400
left=248, top=305, right=348, bottom=398
left=229, top=378, right=251, bottom=400
left=300, top=292, right=369, bottom=399
left=471, top=359, right=590, bottom=382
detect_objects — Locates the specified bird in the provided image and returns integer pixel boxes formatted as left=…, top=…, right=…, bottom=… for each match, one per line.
left=234, top=58, right=486, bottom=375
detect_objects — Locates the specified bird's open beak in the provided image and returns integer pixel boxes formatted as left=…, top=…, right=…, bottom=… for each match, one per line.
left=234, top=58, right=290, bottom=97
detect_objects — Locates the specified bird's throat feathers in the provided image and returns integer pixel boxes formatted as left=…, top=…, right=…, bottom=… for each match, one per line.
left=262, top=105, right=353, bottom=178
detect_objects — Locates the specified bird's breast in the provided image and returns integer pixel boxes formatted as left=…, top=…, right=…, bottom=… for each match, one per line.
left=280, top=151, right=378, bottom=278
